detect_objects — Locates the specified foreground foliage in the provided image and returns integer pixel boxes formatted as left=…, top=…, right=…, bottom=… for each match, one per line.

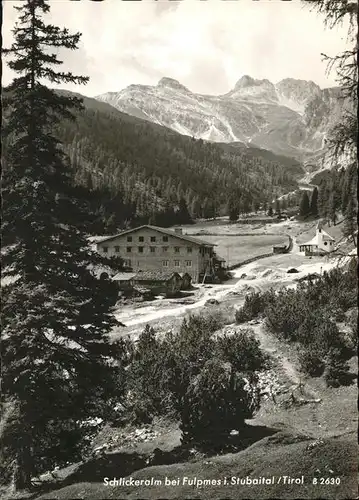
left=127, top=314, right=267, bottom=443
left=235, top=260, right=357, bottom=386
left=1, top=0, right=126, bottom=489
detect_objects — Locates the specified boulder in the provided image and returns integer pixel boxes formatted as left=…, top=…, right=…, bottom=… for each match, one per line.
left=287, top=268, right=299, bottom=273
left=205, top=298, right=220, bottom=306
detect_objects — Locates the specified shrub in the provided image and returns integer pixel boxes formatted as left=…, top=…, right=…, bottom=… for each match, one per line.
left=311, top=317, right=345, bottom=353
left=127, top=314, right=266, bottom=444
left=324, top=349, right=352, bottom=388
left=235, top=307, right=251, bottom=324
left=167, top=314, right=218, bottom=376
left=298, top=349, right=325, bottom=377
left=126, top=314, right=225, bottom=424
left=345, top=308, right=358, bottom=351
left=235, top=290, right=274, bottom=324
left=263, top=273, right=353, bottom=349
left=296, top=312, right=323, bottom=347
left=313, top=266, right=357, bottom=312
left=127, top=325, right=174, bottom=422
left=181, top=311, right=224, bottom=336
left=264, top=289, right=311, bottom=340
left=216, top=328, right=269, bottom=373
left=180, top=359, right=260, bottom=445
left=167, top=319, right=265, bottom=444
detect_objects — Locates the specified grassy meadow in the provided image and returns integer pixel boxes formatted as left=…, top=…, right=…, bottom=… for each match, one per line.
left=198, top=234, right=288, bottom=265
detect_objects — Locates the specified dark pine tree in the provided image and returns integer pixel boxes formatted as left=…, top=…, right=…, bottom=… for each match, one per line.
left=1, top=0, right=126, bottom=490
left=274, top=198, right=281, bottom=215
left=227, top=193, right=239, bottom=222
left=299, top=191, right=310, bottom=217
left=318, top=181, right=330, bottom=219
left=176, top=197, right=193, bottom=225
left=310, top=187, right=319, bottom=217
left=343, top=196, right=358, bottom=247
left=341, top=181, right=350, bottom=214
left=328, top=192, right=337, bottom=226
left=253, top=201, right=260, bottom=213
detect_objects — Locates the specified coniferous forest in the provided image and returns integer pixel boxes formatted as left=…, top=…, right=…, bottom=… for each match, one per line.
left=51, top=93, right=304, bottom=233
left=1, top=88, right=306, bottom=234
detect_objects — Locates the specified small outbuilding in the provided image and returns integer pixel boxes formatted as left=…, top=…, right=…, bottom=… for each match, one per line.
left=273, top=245, right=287, bottom=254
left=299, top=222, right=335, bottom=256
left=133, top=270, right=182, bottom=297
left=112, top=272, right=136, bottom=291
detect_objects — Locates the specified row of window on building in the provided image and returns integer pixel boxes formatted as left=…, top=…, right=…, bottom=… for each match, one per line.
left=102, top=245, right=193, bottom=254
left=163, top=260, right=192, bottom=267
left=126, top=235, right=169, bottom=243
left=123, top=259, right=192, bottom=268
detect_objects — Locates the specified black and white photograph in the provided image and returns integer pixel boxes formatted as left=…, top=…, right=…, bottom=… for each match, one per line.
left=1, top=0, right=358, bottom=499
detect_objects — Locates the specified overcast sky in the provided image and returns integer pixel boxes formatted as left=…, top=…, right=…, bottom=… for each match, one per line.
left=2, top=0, right=351, bottom=97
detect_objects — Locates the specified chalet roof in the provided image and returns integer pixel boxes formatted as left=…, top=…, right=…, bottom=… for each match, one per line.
left=300, top=236, right=319, bottom=246
left=113, top=272, right=137, bottom=281
left=96, top=225, right=216, bottom=247
left=134, top=270, right=181, bottom=282
left=320, top=229, right=335, bottom=241
left=300, top=229, right=335, bottom=247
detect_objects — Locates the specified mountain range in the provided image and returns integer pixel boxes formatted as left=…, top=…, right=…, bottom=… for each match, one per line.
left=35, top=90, right=304, bottom=229
left=96, top=76, right=344, bottom=165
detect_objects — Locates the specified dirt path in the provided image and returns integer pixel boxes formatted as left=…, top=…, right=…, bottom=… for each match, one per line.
left=250, top=323, right=319, bottom=398
left=249, top=322, right=323, bottom=436
left=246, top=320, right=357, bottom=440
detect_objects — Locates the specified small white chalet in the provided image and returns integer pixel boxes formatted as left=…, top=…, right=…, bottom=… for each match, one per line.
left=299, top=222, right=335, bottom=255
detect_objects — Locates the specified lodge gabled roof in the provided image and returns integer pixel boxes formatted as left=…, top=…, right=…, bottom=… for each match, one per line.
left=96, top=225, right=216, bottom=247
left=133, top=270, right=181, bottom=282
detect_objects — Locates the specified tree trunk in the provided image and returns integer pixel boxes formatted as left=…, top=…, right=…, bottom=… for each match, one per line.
left=12, top=448, right=32, bottom=491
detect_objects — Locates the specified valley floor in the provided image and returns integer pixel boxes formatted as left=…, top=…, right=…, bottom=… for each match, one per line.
left=111, top=218, right=341, bottom=339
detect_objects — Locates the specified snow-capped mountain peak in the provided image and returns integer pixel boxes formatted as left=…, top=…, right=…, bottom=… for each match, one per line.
left=95, top=75, right=345, bottom=162
left=234, top=75, right=273, bottom=90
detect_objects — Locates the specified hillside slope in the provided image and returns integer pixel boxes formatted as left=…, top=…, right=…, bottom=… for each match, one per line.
left=54, top=91, right=304, bottom=223
left=35, top=431, right=357, bottom=500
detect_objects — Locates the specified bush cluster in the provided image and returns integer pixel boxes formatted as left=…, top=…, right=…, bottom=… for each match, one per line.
left=344, top=307, right=358, bottom=351
left=298, top=349, right=325, bottom=377
left=325, top=349, right=352, bottom=388
left=235, top=290, right=275, bottom=324
left=235, top=262, right=357, bottom=387
left=126, top=313, right=267, bottom=444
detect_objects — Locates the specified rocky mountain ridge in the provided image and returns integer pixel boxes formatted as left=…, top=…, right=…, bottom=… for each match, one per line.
left=96, top=76, right=344, bottom=164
